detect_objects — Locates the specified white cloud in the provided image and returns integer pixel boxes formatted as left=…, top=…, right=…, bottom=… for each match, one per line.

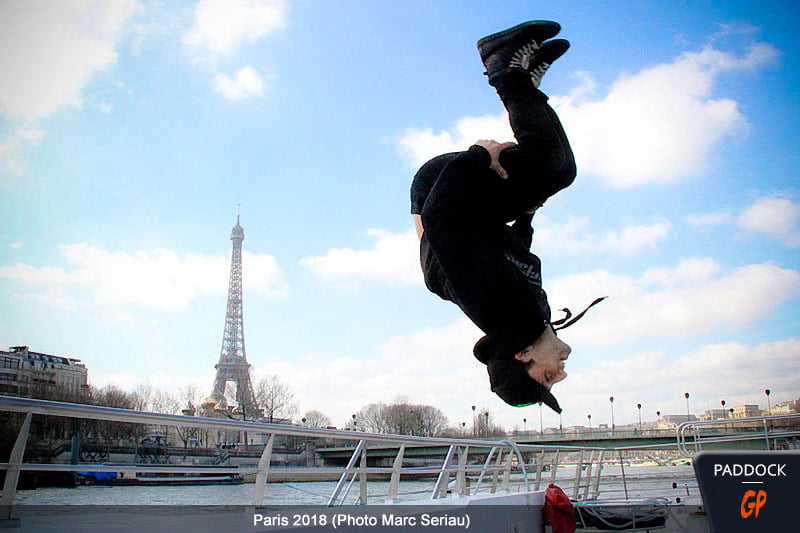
left=0, top=123, right=45, bottom=175
left=687, top=195, right=800, bottom=247
left=738, top=196, right=800, bottom=246
left=300, top=227, right=422, bottom=285
left=556, top=338, right=800, bottom=422
left=0, top=244, right=288, bottom=311
left=0, top=0, right=138, bottom=120
left=184, top=0, right=286, bottom=57
left=0, top=0, right=137, bottom=175
left=398, top=114, right=514, bottom=169
left=213, top=66, right=266, bottom=100
left=301, top=216, right=671, bottom=287
left=685, top=211, right=736, bottom=227
left=244, top=312, right=800, bottom=429
left=548, top=260, right=800, bottom=346
left=555, top=43, right=777, bottom=188
left=398, top=41, right=778, bottom=188
left=534, top=215, right=671, bottom=256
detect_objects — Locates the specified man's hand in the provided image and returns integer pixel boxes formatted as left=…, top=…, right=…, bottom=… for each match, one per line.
left=474, top=139, right=516, bottom=179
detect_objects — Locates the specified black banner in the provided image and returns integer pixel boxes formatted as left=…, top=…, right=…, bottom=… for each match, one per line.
left=694, top=451, right=800, bottom=532
left=7, top=505, right=542, bottom=533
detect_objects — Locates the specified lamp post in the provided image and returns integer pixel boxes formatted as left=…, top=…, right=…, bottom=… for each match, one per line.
left=720, top=399, right=727, bottom=432
left=609, top=396, right=615, bottom=433
left=539, top=403, right=543, bottom=434
left=461, top=422, right=466, bottom=437
left=587, top=414, right=592, bottom=433
left=484, top=411, right=490, bottom=437
left=684, top=392, right=691, bottom=422
left=523, top=418, right=527, bottom=434
left=637, top=403, right=642, bottom=431
left=765, top=389, right=771, bottom=416
left=471, top=405, right=476, bottom=437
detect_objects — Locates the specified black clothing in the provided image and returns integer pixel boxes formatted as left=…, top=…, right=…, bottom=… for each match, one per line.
left=411, top=75, right=575, bottom=366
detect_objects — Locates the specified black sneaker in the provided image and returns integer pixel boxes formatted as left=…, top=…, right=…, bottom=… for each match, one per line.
left=477, top=20, right=561, bottom=84
left=525, top=38, right=570, bottom=88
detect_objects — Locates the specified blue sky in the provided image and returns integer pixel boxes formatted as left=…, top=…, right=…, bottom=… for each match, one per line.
left=1, top=0, right=799, bottom=432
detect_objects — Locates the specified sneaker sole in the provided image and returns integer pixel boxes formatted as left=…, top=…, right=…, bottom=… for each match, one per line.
left=476, top=20, right=561, bottom=55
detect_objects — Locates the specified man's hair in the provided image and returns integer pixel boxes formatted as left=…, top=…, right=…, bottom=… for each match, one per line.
left=486, top=357, right=562, bottom=413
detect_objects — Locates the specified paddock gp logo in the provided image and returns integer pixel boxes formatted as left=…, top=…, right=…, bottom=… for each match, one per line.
left=694, top=451, right=799, bottom=532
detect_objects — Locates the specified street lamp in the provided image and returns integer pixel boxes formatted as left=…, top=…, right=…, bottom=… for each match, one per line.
left=471, top=405, right=476, bottom=436
left=720, top=400, right=726, bottom=418
left=684, top=392, right=691, bottom=422
left=539, top=403, right=543, bottom=434
left=484, top=412, right=490, bottom=437
left=609, top=396, right=615, bottom=433
left=523, top=418, right=527, bottom=434
left=587, top=414, right=592, bottom=432
left=765, top=389, right=771, bottom=416
left=637, top=403, right=642, bottom=431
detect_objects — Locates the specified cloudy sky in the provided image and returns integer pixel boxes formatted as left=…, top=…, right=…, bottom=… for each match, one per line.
left=1, top=0, right=798, bottom=432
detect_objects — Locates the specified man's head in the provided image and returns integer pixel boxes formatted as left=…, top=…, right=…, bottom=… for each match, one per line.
left=478, top=326, right=570, bottom=413
left=514, top=326, right=570, bottom=387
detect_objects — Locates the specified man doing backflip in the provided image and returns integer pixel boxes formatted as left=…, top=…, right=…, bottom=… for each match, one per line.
left=411, top=21, right=591, bottom=414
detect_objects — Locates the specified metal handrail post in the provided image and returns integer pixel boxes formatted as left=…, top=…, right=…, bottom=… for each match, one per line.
left=471, top=446, right=498, bottom=494
left=431, top=445, right=457, bottom=499
left=550, top=449, right=560, bottom=482
left=590, top=450, right=605, bottom=500
left=327, top=439, right=366, bottom=506
left=387, top=443, right=406, bottom=502
left=455, top=446, right=469, bottom=496
left=358, top=445, right=368, bottom=504
left=572, top=449, right=585, bottom=500
left=251, top=433, right=275, bottom=506
left=0, top=413, right=32, bottom=520
left=500, top=440, right=531, bottom=493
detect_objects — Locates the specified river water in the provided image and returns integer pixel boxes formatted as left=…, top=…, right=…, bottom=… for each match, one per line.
left=12, top=465, right=700, bottom=506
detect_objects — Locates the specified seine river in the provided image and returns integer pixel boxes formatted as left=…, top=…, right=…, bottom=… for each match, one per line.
left=12, top=465, right=699, bottom=506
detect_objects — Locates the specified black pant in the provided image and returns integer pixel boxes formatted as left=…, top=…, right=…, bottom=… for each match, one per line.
left=420, top=72, right=575, bottom=344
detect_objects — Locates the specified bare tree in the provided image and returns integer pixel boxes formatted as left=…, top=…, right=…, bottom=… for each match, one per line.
left=90, top=385, right=138, bottom=442
left=254, top=375, right=298, bottom=423
left=130, top=383, right=154, bottom=412
left=302, top=410, right=332, bottom=428
left=354, top=400, right=448, bottom=437
left=473, top=407, right=505, bottom=437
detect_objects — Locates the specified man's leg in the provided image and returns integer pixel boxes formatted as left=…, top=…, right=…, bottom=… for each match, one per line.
left=480, top=34, right=577, bottom=216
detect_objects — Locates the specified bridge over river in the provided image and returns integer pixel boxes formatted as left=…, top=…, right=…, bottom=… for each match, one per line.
left=315, top=427, right=778, bottom=466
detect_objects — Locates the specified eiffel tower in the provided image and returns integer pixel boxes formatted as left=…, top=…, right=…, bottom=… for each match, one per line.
left=211, top=212, right=261, bottom=419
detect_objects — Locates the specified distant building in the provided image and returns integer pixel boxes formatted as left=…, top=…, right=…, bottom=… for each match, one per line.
left=731, top=404, right=760, bottom=418
left=658, top=414, right=698, bottom=428
left=700, top=408, right=730, bottom=420
left=0, top=346, right=88, bottom=400
left=770, top=399, right=800, bottom=415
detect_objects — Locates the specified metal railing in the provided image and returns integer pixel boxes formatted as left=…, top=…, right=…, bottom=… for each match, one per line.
left=676, top=413, right=800, bottom=456
left=2, top=395, right=798, bottom=519
left=0, top=395, right=607, bottom=516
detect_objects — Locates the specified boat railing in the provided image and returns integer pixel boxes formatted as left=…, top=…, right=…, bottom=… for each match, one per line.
left=4, top=395, right=796, bottom=518
left=676, top=412, right=800, bottom=457
left=0, top=395, right=622, bottom=515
